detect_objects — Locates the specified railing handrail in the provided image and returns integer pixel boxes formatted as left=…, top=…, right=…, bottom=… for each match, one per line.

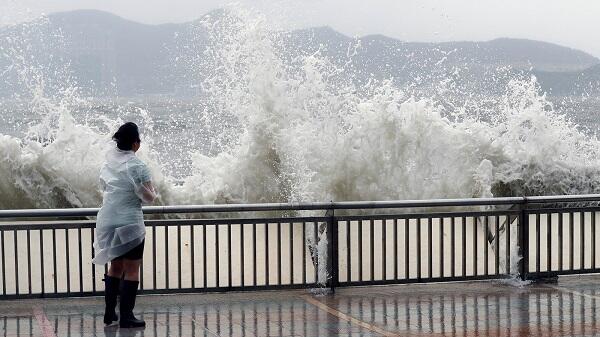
left=1, top=194, right=600, bottom=219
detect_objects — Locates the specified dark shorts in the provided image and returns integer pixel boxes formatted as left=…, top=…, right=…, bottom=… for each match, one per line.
left=113, top=240, right=145, bottom=261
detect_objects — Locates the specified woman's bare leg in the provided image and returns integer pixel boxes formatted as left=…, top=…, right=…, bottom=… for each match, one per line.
left=108, top=260, right=124, bottom=278
left=122, top=259, right=142, bottom=281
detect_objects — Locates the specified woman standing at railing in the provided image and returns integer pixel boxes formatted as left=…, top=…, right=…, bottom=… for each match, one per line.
left=92, top=122, right=157, bottom=328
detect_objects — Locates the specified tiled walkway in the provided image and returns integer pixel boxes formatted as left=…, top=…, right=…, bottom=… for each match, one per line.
left=3, top=276, right=600, bottom=336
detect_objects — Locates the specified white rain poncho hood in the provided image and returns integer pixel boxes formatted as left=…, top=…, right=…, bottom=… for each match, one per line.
left=92, top=148, right=154, bottom=264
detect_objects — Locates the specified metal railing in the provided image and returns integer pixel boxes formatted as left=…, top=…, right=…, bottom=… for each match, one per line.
left=1, top=194, right=600, bottom=299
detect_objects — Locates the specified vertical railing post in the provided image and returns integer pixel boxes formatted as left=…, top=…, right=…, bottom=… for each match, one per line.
left=518, top=198, right=529, bottom=281
left=325, top=204, right=338, bottom=293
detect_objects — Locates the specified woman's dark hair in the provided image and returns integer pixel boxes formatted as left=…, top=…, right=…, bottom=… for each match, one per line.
left=112, top=122, right=141, bottom=151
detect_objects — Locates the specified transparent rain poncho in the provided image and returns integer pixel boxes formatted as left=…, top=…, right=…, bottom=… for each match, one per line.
left=92, top=148, right=156, bottom=264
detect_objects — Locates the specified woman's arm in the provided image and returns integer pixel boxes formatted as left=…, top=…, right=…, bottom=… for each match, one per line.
left=139, top=181, right=157, bottom=204
left=127, top=161, right=157, bottom=204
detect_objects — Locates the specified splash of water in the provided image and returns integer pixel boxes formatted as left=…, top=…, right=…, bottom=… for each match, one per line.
left=0, top=14, right=168, bottom=209
left=2, top=8, right=600, bottom=209
left=169, top=8, right=600, bottom=208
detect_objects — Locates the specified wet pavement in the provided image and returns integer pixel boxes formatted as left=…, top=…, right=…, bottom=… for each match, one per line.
left=2, top=276, right=600, bottom=336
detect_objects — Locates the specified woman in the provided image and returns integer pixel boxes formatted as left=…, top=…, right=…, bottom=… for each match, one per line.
left=93, top=122, right=157, bottom=328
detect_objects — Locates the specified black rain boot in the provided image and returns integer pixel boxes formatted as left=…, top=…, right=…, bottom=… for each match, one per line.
left=119, top=280, right=146, bottom=328
left=103, top=274, right=120, bottom=325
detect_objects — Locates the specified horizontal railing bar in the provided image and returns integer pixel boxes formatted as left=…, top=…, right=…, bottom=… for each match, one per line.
left=0, top=209, right=523, bottom=230
left=0, top=221, right=96, bottom=230
left=335, top=210, right=520, bottom=221
left=0, top=283, right=320, bottom=300
left=525, top=206, right=600, bottom=214
left=15, top=205, right=600, bottom=229
left=525, top=270, right=600, bottom=279
left=326, top=197, right=524, bottom=209
left=337, top=274, right=513, bottom=287
left=525, top=195, right=600, bottom=203
left=138, top=284, right=319, bottom=295
left=143, top=217, right=329, bottom=226
left=0, top=208, right=100, bottom=218
left=147, top=197, right=526, bottom=212
left=0, top=217, right=329, bottom=230
left=1, top=194, right=599, bottom=219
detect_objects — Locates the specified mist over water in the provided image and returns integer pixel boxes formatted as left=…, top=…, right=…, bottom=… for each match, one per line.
left=1, top=6, right=600, bottom=210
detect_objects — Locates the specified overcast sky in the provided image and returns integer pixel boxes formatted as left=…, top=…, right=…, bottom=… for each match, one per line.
left=4, top=0, right=600, bottom=57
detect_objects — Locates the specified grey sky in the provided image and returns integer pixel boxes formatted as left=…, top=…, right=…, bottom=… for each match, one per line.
left=5, top=0, right=600, bottom=57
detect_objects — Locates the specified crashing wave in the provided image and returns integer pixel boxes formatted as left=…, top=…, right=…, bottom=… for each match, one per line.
left=0, top=7, right=599, bottom=211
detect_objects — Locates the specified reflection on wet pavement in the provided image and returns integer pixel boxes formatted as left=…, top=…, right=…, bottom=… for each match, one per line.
left=2, top=276, right=600, bottom=336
